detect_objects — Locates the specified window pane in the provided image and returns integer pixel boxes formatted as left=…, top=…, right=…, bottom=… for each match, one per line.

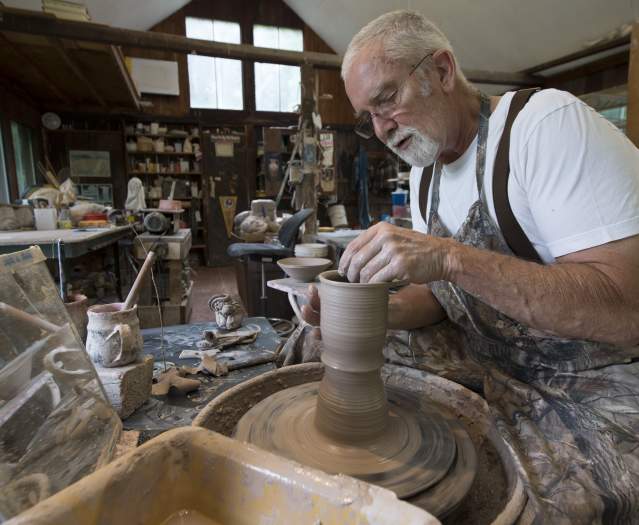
left=279, top=65, right=301, bottom=112
left=254, top=62, right=279, bottom=111
left=253, top=25, right=278, bottom=48
left=278, top=28, right=303, bottom=52
left=10, top=122, right=36, bottom=198
left=188, top=55, right=217, bottom=109
left=215, top=58, right=243, bottom=110
left=185, top=17, right=213, bottom=40
left=0, top=134, right=9, bottom=203
left=213, top=20, right=240, bottom=44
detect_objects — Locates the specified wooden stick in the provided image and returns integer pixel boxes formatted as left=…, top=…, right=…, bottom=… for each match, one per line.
left=123, top=250, right=156, bottom=310
left=0, top=302, right=61, bottom=332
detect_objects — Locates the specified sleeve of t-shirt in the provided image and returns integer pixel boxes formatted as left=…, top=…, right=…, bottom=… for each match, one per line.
left=512, top=95, right=639, bottom=259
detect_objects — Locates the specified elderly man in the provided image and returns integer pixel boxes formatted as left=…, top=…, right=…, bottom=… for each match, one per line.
left=301, top=10, right=639, bottom=524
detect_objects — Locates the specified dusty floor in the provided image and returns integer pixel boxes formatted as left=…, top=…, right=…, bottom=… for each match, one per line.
left=190, top=266, right=239, bottom=322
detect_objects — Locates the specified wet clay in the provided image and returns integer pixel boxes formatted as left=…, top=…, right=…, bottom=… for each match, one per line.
left=235, top=271, right=464, bottom=500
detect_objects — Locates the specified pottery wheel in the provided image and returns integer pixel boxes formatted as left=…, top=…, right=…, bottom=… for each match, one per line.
left=235, top=381, right=458, bottom=498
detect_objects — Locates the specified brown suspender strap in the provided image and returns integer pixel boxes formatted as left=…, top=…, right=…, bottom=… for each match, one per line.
left=493, top=88, right=543, bottom=263
left=418, top=165, right=434, bottom=222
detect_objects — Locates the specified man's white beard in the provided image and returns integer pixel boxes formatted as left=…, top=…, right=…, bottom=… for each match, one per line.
left=387, top=126, right=440, bottom=167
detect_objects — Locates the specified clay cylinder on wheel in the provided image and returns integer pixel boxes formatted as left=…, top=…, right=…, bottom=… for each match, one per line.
left=315, top=270, right=390, bottom=443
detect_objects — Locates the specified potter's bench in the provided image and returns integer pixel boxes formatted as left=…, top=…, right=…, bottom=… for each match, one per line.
left=0, top=226, right=132, bottom=300
left=123, top=317, right=282, bottom=437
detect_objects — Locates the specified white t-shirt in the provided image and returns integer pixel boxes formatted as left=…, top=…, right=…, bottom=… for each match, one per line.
left=409, top=89, right=639, bottom=263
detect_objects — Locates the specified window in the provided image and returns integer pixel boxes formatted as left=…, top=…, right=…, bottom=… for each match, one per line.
left=10, top=121, right=36, bottom=198
left=186, top=18, right=243, bottom=110
left=600, top=106, right=627, bottom=133
left=253, top=25, right=303, bottom=112
left=0, top=132, right=9, bottom=203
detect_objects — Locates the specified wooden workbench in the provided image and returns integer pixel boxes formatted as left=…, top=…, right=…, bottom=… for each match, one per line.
left=0, top=226, right=132, bottom=300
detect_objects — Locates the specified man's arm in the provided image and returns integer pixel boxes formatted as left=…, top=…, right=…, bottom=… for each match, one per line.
left=445, top=234, right=639, bottom=346
left=340, top=223, right=639, bottom=347
left=388, top=284, right=446, bottom=330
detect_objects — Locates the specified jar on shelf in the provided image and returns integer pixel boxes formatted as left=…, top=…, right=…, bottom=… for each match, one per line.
left=153, top=138, right=165, bottom=153
left=126, top=139, right=137, bottom=152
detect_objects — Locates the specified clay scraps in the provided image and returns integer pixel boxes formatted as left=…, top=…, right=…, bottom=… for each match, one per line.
left=151, top=368, right=200, bottom=396
left=181, top=355, right=229, bottom=378
left=196, top=325, right=260, bottom=351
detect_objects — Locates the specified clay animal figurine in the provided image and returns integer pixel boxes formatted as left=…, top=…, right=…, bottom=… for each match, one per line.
left=208, top=294, right=246, bottom=331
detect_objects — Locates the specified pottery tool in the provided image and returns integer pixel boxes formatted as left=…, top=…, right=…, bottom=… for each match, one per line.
left=0, top=302, right=61, bottom=332
left=123, top=250, right=156, bottom=310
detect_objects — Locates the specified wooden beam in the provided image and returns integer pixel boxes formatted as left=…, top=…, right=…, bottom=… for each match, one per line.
left=0, top=32, right=71, bottom=104
left=524, top=34, right=631, bottom=75
left=463, top=69, right=541, bottom=87
left=627, top=23, right=639, bottom=147
left=110, top=45, right=141, bottom=110
left=0, top=6, right=541, bottom=87
left=49, top=38, right=107, bottom=107
left=0, top=7, right=342, bottom=69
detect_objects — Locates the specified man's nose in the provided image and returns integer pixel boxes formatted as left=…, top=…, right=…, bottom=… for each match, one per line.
left=373, top=115, right=398, bottom=143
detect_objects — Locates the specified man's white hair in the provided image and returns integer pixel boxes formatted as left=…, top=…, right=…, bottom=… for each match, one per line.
left=341, top=10, right=468, bottom=86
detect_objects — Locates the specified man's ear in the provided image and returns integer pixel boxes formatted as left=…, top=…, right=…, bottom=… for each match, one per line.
left=432, top=49, right=457, bottom=93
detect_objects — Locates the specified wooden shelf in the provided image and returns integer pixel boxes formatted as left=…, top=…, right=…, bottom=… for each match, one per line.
left=126, top=151, right=196, bottom=156
left=128, top=171, right=201, bottom=176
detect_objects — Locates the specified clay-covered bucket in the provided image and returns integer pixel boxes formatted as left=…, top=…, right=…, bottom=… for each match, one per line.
left=86, top=303, right=142, bottom=367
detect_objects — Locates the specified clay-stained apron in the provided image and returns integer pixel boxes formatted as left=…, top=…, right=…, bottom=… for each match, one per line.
left=385, top=94, right=639, bottom=523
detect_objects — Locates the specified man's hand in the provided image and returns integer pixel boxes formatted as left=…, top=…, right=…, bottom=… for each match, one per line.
left=301, top=284, right=321, bottom=326
left=338, top=222, right=452, bottom=284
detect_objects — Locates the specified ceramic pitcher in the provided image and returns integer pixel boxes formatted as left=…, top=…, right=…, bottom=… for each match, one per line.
left=64, top=293, right=88, bottom=343
left=86, top=303, right=143, bottom=367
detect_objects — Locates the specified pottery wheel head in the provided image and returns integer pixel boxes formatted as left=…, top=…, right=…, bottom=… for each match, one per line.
left=235, top=382, right=460, bottom=499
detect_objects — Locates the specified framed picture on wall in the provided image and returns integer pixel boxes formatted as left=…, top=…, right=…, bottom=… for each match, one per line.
left=69, top=150, right=111, bottom=178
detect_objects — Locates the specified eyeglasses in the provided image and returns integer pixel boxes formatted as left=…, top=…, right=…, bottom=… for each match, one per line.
left=354, top=52, right=434, bottom=140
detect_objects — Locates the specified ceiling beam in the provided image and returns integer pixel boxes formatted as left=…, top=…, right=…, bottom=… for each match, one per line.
left=523, top=35, right=630, bottom=75
left=463, top=69, right=541, bottom=87
left=109, top=44, right=142, bottom=110
left=0, top=6, right=540, bottom=86
left=49, top=38, right=107, bottom=107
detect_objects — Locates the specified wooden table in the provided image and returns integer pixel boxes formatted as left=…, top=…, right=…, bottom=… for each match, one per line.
left=0, top=226, right=132, bottom=300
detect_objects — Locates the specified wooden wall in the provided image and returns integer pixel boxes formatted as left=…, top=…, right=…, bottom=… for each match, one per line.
left=122, top=0, right=354, bottom=126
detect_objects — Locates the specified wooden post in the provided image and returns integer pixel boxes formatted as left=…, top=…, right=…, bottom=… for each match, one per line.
left=627, top=22, right=639, bottom=147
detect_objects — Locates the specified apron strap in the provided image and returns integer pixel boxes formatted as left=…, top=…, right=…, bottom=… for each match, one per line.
left=419, top=165, right=434, bottom=222
left=493, top=88, right=543, bottom=263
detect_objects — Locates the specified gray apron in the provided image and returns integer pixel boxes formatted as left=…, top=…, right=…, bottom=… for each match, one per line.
left=386, top=94, right=639, bottom=524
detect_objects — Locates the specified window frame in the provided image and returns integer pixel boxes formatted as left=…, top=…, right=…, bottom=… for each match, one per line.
left=252, top=24, right=303, bottom=114
left=185, top=17, right=245, bottom=111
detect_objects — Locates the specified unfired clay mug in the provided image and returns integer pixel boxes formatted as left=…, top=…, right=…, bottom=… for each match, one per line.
left=86, top=303, right=143, bottom=367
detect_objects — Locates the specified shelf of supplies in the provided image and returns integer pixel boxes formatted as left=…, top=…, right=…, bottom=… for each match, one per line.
left=126, top=151, right=196, bottom=156
left=126, top=134, right=200, bottom=140
left=128, top=171, right=201, bottom=176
